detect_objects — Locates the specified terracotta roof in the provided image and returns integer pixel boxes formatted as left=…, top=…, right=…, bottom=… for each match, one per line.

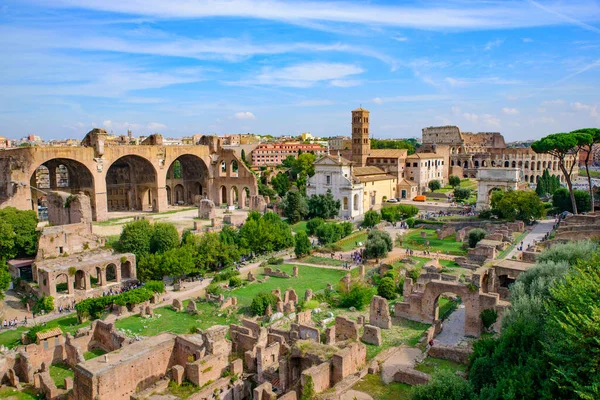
left=353, top=166, right=386, bottom=176
left=352, top=107, right=369, bottom=112
left=36, top=327, right=63, bottom=341
left=355, top=174, right=397, bottom=183
left=367, top=149, right=407, bottom=158
left=407, top=152, right=444, bottom=159
left=397, top=178, right=418, bottom=187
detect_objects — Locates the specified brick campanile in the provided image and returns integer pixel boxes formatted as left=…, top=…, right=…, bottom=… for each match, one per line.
left=351, top=107, right=370, bottom=167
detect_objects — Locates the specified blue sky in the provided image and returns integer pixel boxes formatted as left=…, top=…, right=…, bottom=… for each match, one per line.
left=1, top=0, right=599, bottom=141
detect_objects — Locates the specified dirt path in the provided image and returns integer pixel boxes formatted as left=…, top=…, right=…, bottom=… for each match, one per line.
left=433, top=306, right=466, bottom=347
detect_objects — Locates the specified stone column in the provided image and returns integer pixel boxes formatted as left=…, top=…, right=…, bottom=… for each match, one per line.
left=84, top=273, right=91, bottom=291
left=155, top=169, right=169, bottom=213
left=67, top=276, right=74, bottom=295
left=116, top=264, right=122, bottom=283
left=99, top=269, right=106, bottom=287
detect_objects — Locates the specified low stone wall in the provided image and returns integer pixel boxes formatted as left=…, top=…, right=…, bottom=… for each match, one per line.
left=393, top=367, right=430, bottom=385
left=302, top=361, right=331, bottom=395
left=428, top=345, right=472, bottom=365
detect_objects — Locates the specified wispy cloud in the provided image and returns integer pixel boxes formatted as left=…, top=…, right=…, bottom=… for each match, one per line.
left=484, top=39, right=504, bottom=51
left=371, top=94, right=451, bottom=105
left=40, top=0, right=600, bottom=31
left=502, top=107, right=520, bottom=115
left=296, top=99, right=335, bottom=107
left=445, top=77, right=521, bottom=86
left=233, top=62, right=364, bottom=88
left=233, top=112, right=256, bottom=120
left=522, top=37, right=534, bottom=42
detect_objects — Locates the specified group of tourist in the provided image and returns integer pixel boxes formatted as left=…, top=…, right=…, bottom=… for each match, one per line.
left=101, top=282, right=143, bottom=297
left=350, top=249, right=365, bottom=265
left=2, top=318, right=24, bottom=329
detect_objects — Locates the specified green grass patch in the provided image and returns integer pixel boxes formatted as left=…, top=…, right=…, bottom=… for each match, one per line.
left=414, top=356, right=467, bottom=375
left=401, top=229, right=466, bottom=256
left=0, top=314, right=90, bottom=349
left=298, top=255, right=346, bottom=267
left=580, top=168, right=600, bottom=178
left=353, top=373, right=412, bottom=400
left=365, top=318, right=429, bottom=360
left=49, top=363, right=74, bottom=389
left=289, top=220, right=308, bottom=234
left=336, top=231, right=368, bottom=251
left=166, top=380, right=201, bottom=399
left=438, top=298, right=460, bottom=320
left=83, top=348, right=107, bottom=360
left=0, top=386, right=43, bottom=399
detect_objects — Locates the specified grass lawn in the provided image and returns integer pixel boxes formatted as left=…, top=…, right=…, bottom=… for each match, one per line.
left=401, top=229, right=466, bottom=256
left=0, top=386, right=42, bottom=400
left=83, top=348, right=107, bottom=360
left=116, top=265, right=347, bottom=337
left=289, top=220, right=308, bottom=234
left=414, top=356, right=467, bottom=375
left=165, top=380, right=201, bottom=399
left=352, top=373, right=412, bottom=400
left=364, top=318, right=429, bottom=360
left=0, top=314, right=90, bottom=349
left=580, top=168, right=600, bottom=178
left=336, top=231, right=368, bottom=251
left=298, top=255, right=346, bottom=267
left=438, top=298, right=460, bottom=320
left=49, top=363, right=74, bottom=389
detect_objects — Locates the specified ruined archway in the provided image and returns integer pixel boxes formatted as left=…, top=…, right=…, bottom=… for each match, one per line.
left=55, top=273, right=70, bottom=294
left=220, top=186, right=227, bottom=205
left=230, top=186, right=239, bottom=206
left=165, top=155, right=209, bottom=206
left=30, top=158, right=96, bottom=219
left=476, top=168, right=520, bottom=210
left=121, top=261, right=132, bottom=279
left=74, top=270, right=87, bottom=290
left=105, top=155, right=157, bottom=212
left=106, top=263, right=117, bottom=282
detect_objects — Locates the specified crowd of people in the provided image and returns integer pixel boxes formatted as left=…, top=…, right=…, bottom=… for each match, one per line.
left=101, top=281, right=143, bottom=297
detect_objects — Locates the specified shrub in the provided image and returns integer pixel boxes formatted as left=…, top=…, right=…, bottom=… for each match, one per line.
left=407, top=267, right=422, bottom=282
left=406, top=218, right=415, bottom=228
left=206, top=284, right=223, bottom=296
left=340, top=221, right=354, bottom=237
left=316, top=223, right=340, bottom=245
left=410, top=371, right=475, bottom=400
left=229, top=276, right=243, bottom=288
left=453, top=187, right=471, bottom=201
left=364, top=230, right=393, bottom=260
left=338, top=281, right=376, bottom=310
left=449, top=175, right=461, bottom=188
left=267, top=257, right=284, bottom=265
left=478, top=210, right=493, bottom=219
left=306, top=217, right=325, bottom=236
left=480, top=309, right=498, bottom=330
left=250, top=292, right=278, bottom=316
left=213, top=270, right=240, bottom=282
left=362, top=210, right=381, bottom=228
left=468, top=228, right=487, bottom=248
left=294, top=231, right=312, bottom=258
left=428, top=180, right=441, bottom=192
left=32, top=295, right=54, bottom=314
left=377, top=277, right=397, bottom=300
left=144, top=280, right=165, bottom=293
left=303, top=299, right=319, bottom=310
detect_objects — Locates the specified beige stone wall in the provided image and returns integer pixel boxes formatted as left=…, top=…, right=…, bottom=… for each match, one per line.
left=361, top=177, right=397, bottom=211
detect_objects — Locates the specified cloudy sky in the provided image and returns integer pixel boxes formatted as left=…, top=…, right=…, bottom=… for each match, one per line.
left=1, top=0, right=600, bottom=141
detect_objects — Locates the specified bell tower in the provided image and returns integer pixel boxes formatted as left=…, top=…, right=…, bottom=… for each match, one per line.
left=351, top=107, right=370, bottom=167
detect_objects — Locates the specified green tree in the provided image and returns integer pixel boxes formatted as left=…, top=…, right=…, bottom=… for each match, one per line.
left=0, top=220, right=17, bottom=261
left=411, top=371, right=475, bottom=400
left=449, top=175, right=461, bottom=188
left=532, top=131, right=592, bottom=214
left=307, top=190, right=341, bottom=219
left=468, top=228, right=486, bottom=248
left=377, top=277, right=396, bottom=300
left=306, top=217, right=325, bottom=236
left=428, top=180, right=441, bottom=192
left=571, top=128, right=600, bottom=212
left=240, top=148, right=247, bottom=163
left=315, top=223, right=340, bottom=245
left=250, top=292, right=278, bottom=316
left=271, top=171, right=291, bottom=197
left=0, top=260, right=12, bottom=300
left=381, top=204, right=419, bottom=223
left=493, top=190, right=545, bottom=221
left=362, top=210, right=381, bottom=227
left=371, top=139, right=416, bottom=154
left=149, top=222, right=180, bottom=254
left=364, top=230, right=393, bottom=261
left=119, top=219, right=154, bottom=257
left=453, top=187, right=471, bottom=201
left=338, top=281, right=376, bottom=310
left=281, top=191, right=308, bottom=224
left=196, top=232, right=240, bottom=272
left=294, top=231, right=312, bottom=258
left=552, top=188, right=591, bottom=213
left=0, top=207, right=39, bottom=259
left=544, top=257, right=600, bottom=400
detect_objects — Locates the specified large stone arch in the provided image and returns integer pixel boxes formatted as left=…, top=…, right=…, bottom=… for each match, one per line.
left=476, top=168, right=520, bottom=210
left=105, top=155, right=158, bottom=212
left=165, top=154, right=209, bottom=206
left=395, top=279, right=500, bottom=337
left=29, top=158, right=96, bottom=219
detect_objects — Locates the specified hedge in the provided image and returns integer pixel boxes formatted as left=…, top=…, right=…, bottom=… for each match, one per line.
left=75, top=285, right=161, bottom=321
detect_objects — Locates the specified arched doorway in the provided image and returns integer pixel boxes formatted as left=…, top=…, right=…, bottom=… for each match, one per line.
left=220, top=186, right=227, bottom=205
left=106, top=263, right=117, bottom=282
left=106, top=155, right=157, bottom=212
left=121, top=261, right=132, bottom=280
left=165, top=155, right=209, bottom=206
left=30, top=158, right=96, bottom=219
left=230, top=186, right=239, bottom=206
left=231, top=160, right=239, bottom=177
left=353, top=194, right=359, bottom=210
left=55, top=273, right=70, bottom=294
left=74, top=270, right=87, bottom=290
left=241, top=187, right=250, bottom=208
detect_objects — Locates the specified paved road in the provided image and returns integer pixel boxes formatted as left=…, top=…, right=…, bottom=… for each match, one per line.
left=506, top=219, right=555, bottom=259
left=434, top=306, right=466, bottom=347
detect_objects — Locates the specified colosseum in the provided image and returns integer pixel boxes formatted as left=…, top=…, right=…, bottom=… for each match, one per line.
left=0, top=129, right=258, bottom=221
left=419, top=126, right=578, bottom=184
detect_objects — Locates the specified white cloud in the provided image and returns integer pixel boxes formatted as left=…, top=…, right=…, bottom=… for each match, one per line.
left=330, top=79, right=361, bottom=87
left=463, top=112, right=479, bottom=122
left=42, top=1, right=600, bottom=31
left=462, top=112, right=500, bottom=127
left=233, top=112, right=256, bottom=120
left=392, top=36, right=408, bottom=42
left=502, top=107, right=519, bottom=115
left=572, top=101, right=599, bottom=118
left=522, top=37, right=533, bottom=42
left=451, top=106, right=461, bottom=114
left=484, top=39, right=504, bottom=51
left=238, top=62, right=364, bottom=88
left=445, top=77, right=521, bottom=86
left=542, top=99, right=566, bottom=106
left=147, top=122, right=167, bottom=130
left=370, top=94, right=450, bottom=104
